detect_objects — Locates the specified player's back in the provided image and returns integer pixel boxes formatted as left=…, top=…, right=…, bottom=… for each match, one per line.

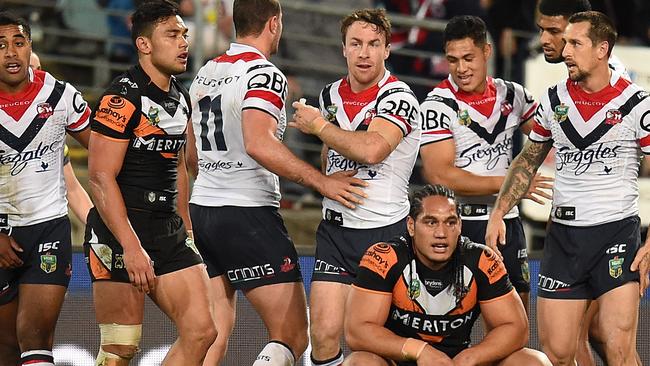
left=190, top=43, right=288, bottom=208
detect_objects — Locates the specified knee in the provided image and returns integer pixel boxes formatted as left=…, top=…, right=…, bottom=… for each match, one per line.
left=540, top=342, right=575, bottom=366
left=180, top=322, right=218, bottom=351
left=343, top=352, right=385, bottom=366
left=98, top=323, right=142, bottom=362
left=309, top=318, right=341, bottom=348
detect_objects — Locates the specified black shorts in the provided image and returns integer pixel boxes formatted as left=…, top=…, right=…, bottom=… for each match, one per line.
left=83, top=207, right=202, bottom=282
left=0, top=216, right=72, bottom=305
left=312, top=218, right=407, bottom=284
left=190, top=204, right=302, bottom=290
left=538, top=216, right=641, bottom=299
left=461, top=217, right=530, bottom=293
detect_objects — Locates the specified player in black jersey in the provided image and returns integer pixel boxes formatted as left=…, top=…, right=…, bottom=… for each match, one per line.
left=84, top=1, right=215, bottom=365
left=343, top=185, right=551, bottom=366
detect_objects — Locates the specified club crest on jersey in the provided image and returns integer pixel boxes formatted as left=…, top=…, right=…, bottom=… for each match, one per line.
left=36, top=102, right=54, bottom=119
left=605, top=109, right=622, bottom=125
left=325, top=105, right=338, bottom=122
left=40, top=254, right=57, bottom=273
left=500, top=100, right=513, bottom=116
left=363, top=109, right=377, bottom=125
left=147, top=106, right=160, bottom=126
left=458, top=109, right=472, bottom=126
left=609, top=256, right=623, bottom=278
left=553, top=104, right=569, bottom=123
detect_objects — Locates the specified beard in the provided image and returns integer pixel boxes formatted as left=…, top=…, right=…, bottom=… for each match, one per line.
left=544, top=54, right=565, bottom=64
left=568, top=68, right=588, bottom=82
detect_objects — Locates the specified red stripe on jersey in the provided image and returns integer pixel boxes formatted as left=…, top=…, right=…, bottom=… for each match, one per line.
left=640, top=135, right=650, bottom=147
left=532, top=121, right=551, bottom=137
left=522, top=103, right=537, bottom=121
left=214, top=52, right=264, bottom=63
left=388, top=114, right=412, bottom=133
left=438, top=77, right=497, bottom=118
left=423, top=129, right=452, bottom=135
left=68, top=106, right=91, bottom=130
left=566, top=77, right=630, bottom=122
left=0, top=70, right=46, bottom=122
left=22, top=360, right=51, bottom=365
left=338, top=78, right=380, bottom=122
left=245, top=90, right=283, bottom=110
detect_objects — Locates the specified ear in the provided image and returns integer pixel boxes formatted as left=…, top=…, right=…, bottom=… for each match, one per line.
left=597, top=40, right=610, bottom=60
left=269, top=15, right=279, bottom=35
left=135, top=36, right=151, bottom=55
left=342, top=41, right=347, bottom=58
left=483, top=43, right=492, bottom=59
left=384, top=43, right=390, bottom=60
left=407, top=216, right=415, bottom=237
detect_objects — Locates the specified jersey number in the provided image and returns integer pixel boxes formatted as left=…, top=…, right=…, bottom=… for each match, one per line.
left=198, top=95, right=227, bottom=151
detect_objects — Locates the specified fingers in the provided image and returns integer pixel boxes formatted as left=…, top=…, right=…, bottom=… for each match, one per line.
left=9, top=238, right=23, bottom=252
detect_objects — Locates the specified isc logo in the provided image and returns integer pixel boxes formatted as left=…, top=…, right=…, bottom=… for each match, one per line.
left=38, top=241, right=60, bottom=252
left=606, top=243, right=626, bottom=254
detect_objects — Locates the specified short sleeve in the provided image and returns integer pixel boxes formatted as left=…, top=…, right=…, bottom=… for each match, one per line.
left=241, top=64, right=287, bottom=122
left=518, top=85, right=538, bottom=123
left=64, top=83, right=91, bottom=132
left=91, top=85, right=140, bottom=140
left=375, top=85, right=420, bottom=137
left=529, top=90, right=553, bottom=143
left=419, top=92, right=456, bottom=146
left=354, top=242, right=404, bottom=293
left=634, top=91, right=650, bottom=154
left=474, top=249, right=513, bottom=302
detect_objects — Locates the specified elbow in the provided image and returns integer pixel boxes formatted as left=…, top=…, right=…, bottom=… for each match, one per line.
left=361, top=147, right=390, bottom=165
left=244, top=139, right=263, bottom=161
left=421, top=166, right=448, bottom=186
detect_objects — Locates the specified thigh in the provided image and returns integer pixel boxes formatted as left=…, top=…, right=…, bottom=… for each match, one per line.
left=245, top=282, right=308, bottom=340
left=16, top=284, right=67, bottom=349
left=0, top=297, right=17, bottom=346
left=92, top=281, right=145, bottom=324
left=309, top=281, right=350, bottom=329
left=344, top=351, right=395, bottom=366
left=537, top=297, right=588, bottom=357
left=209, top=275, right=237, bottom=329
left=497, top=348, right=552, bottom=366
left=190, top=204, right=225, bottom=278
left=596, top=282, right=639, bottom=344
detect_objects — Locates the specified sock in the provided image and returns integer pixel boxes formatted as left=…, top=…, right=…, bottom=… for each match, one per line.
left=252, top=341, right=296, bottom=366
left=311, top=349, right=344, bottom=366
left=20, top=350, right=54, bottom=366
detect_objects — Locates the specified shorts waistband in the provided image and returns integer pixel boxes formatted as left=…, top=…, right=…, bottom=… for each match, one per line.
left=460, top=204, right=488, bottom=217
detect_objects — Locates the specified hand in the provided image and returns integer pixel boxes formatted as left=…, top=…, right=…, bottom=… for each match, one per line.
left=123, top=244, right=156, bottom=294
left=289, top=100, right=328, bottom=136
left=0, top=233, right=23, bottom=269
left=485, top=215, right=506, bottom=259
left=631, top=242, right=650, bottom=297
left=523, top=173, right=553, bottom=204
left=417, top=345, right=454, bottom=366
left=318, top=170, right=368, bottom=209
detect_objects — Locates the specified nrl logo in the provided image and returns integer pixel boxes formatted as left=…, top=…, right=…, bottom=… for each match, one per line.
left=554, top=103, right=569, bottom=123
left=408, top=278, right=421, bottom=299
left=608, top=256, right=623, bottom=278
left=458, top=109, right=472, bottom=126
left=325, top=104, right=338, bottom=122
left=147, top=106, right=160, bottom=126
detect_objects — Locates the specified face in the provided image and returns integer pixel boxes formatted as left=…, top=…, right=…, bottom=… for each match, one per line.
left=269, top=12, right=283, bottom=55
left=407, top=195, right=461, bottom=270
left=445, top=37, right=490, bottom=93
left=537, top=14, right=569, bottom=63
left=343, top=21, right=390, bottom=90
left=562, top=21, right=607, bottom=82
left=0, top=24, right=31, bottom=92
left=29, top=52, right=40, bottom=70
left=141, top=15, right=189, bottom=76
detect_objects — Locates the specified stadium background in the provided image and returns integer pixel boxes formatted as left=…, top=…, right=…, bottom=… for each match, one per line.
left=3, top=0, right=650, bottom=364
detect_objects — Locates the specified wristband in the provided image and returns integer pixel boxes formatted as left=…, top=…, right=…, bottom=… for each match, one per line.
left=314, top=117, right=329, bottom=135
left=401, top=338, right=427, bottom=361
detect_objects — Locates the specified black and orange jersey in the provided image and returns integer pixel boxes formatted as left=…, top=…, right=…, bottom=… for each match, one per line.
left=91, top=65, right=191, bottom=212
left=354, top=234, right=513, bottom=357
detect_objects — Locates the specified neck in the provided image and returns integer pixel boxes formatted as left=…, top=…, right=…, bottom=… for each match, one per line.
left=139, top=58, right=172, bottom=92
left=0, top=73, right=30, bottom=95
left=413, top=246, right=448, bottom=271
left=349, top=68, right=386, bottom=93
left=578, top=62, right=611, bottom=93
left=236, top=37, right=270, bottom=59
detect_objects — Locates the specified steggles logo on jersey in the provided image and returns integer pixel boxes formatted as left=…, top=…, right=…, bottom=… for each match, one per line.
left=500, top=101, right=513, bottom=116
left=198, top=158, right=242, bottom=172
left=457, top=137, right=513, bottom=170
left=555, top=143, right=620, bottom=175
left=605, top=109, right=622, bottom=125
left=36, top=102, right=54, bottom=119
left=553, top=103, right=569, bottom=123
left=457, top=109, right=472, bottom=126
left=326, top=104, right=338, bottom=122
left=326, top=151, right=369, bottom=174
left=0, top=140, right=58, bottom=176
left=147, top=106, right=160, bottom=126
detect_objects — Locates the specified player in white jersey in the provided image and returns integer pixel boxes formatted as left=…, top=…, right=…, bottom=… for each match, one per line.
left=187, top=1, right=368, bottom=365
left=419, top=15, right=552, bottom=315
left=487, top=11, right=650, bottom=366
left=290, top=9, right=420, bottom=366
left=0, top=12, right=91, bottom=366
left=536, top=1, right=637, bottom=364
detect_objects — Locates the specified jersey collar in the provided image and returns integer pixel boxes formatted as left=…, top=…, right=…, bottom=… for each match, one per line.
left=227, top=43, right=267, bottom=59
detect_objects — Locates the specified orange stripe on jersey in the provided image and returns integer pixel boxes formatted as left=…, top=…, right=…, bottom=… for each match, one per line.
left=351, top=284, right=392, bottom=296
left=359, top=243, right=399, bottom=279
left=89, top=248, right=111, bottom=280
left=392, top=277, right=424, bottom=313
left=94, top=95, right=136, bottom=133
left=478, top=250, right=507, bottom=284
left=134, top=115, right=165, bottom=137
left=417, top=333, right=443, bottom=343
left=448, top=281, right=478, bottom=315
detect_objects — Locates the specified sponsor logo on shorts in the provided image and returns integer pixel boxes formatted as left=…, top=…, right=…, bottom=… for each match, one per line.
left=609, top=256, right=624, bottom=279
left=537, top=274, right=570, bottom=292
left=314, top=259, right=345, bottom=276
left=114, top=254, right=125, bottom=269
left=517, top=248, right=528, bottom=259
left=91, top=244, right=113, bottom=270
left=40, top=254, right=57, bottom=273
left=38, top=241, right=59, bottom=253
left=606, top=243, right=627, bottom=254
left=280, top=257, right=296, bottom=273
left=227, top=264, right=274, bottom=283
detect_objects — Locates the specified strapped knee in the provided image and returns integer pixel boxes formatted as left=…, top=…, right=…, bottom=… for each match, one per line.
left=96, top=324, right=142, bottom=366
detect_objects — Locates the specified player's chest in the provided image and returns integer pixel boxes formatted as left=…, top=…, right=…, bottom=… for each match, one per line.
left=0, top=98, right=68, bottom=154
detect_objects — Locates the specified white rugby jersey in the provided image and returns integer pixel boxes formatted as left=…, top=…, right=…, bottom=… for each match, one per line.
left=420, top=76, right=537, bottom=220
left=0, top=69, right=90, bottom=226
left=529, top=71, right=650, bottom=226
left=189, top=43, right=288, bottom=207
left=319, top=71, right=421, bottom=229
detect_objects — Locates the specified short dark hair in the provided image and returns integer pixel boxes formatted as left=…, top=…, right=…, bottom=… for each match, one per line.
left=233, top=0, right=281, bottom=38
left=0, top=11, right=31, bottom=40
left=443, top=15, right=487, bottom=47
left=131, top=0, right=180, bottom=46
left=409, top=184, right=460, bottom=219
left=538, top=0, right=592, bottom=18
left=569, top=11, right=617, bottom=56
left=341, top=8, right=391, bottom=45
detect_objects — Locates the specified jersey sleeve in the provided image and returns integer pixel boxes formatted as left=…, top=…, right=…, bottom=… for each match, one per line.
left=354, top=242, right=405, bottom=293
left=63, top=83, right=91, bottom=132
left=634, top=92, right=650, bottom=154
left=419, top=92, right=455, bottom=146
left=529, top=89, right=553, bottom=143
left=517, top=84, right=538, bottom=124
left=474, top=248, right=513, bottom=302
left=91, top=80, right=140, bottom=140
left=241, top=63, right=287, bottom=122
left=374, top=84, right=420, bottom=137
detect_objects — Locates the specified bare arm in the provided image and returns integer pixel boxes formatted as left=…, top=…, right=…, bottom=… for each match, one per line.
left=320, top=143, right=328, bottom=174
left=185, top=121, right=199, bottom=179
left=68, top=127, right=90, bottom=148
left=420, top=140, right=503, bottom=196
left=454, top=290, right=528, bottom=364
left=176, top=147, right=191, bottom=232
left=63, top=161, right=93, bottom=225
